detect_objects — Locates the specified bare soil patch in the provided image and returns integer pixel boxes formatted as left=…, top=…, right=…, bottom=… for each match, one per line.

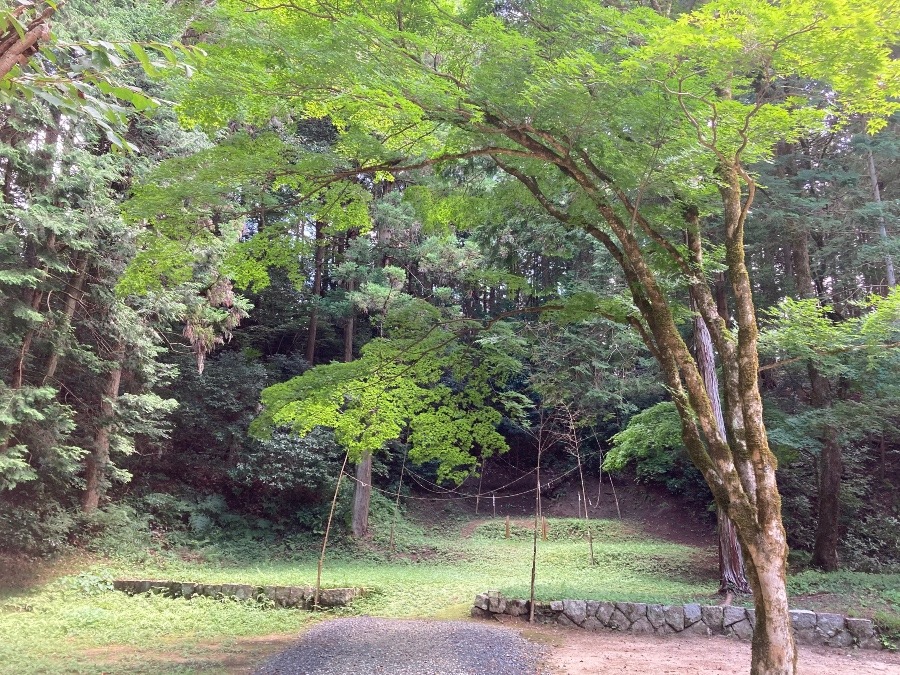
left=411, top=467, right=717, bottom=550
left=0, top=551, right=95, bottom=595
left=75, top=632, right=302, bottom=673
left=498, top=619, right=900, bottom=674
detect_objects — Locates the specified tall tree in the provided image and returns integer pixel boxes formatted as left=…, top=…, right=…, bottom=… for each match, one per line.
left=866, top=145, right=897, bottom=289
left=748, top=119, right=900, bottom=570
left=1, top=0, right=214, bottom=528
left=163, top=2, right=898, bottom=671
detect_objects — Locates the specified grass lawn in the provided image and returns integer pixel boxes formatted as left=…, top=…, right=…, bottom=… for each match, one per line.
left=1, top=517, right=897, bottom=673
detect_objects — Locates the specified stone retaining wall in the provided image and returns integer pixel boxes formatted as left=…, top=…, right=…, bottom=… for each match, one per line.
left=472, top=592, right=881, bottom=650
left=113, top=579, right=362, bottom=608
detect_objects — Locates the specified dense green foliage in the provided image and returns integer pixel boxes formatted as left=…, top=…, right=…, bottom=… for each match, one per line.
left=0, top=0, right=898, bottom=625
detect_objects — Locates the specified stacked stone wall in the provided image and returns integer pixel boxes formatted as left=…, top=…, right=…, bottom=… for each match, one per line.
left=112, top=579, right=362, bottom=608
left=472, top=591, right=881, bottom=650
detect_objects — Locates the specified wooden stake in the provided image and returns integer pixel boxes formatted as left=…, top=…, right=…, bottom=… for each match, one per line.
left=314, top=450, right=350, bottom=609
left=475, top=458, right=485, bottom=514
left=529, top=411, right=544, bottom=624
left=572, top=424, right=595, bottom=565
left=542, top=516, right=548, bottom=541
left=492, top=493, right=496, bottom=517
left=505, top=515, right=510, bottom=539
left=609, top=472, right=622, bottom=520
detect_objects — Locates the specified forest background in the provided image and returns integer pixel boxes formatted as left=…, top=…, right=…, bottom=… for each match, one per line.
left=0, top=1, right=899, bottom=670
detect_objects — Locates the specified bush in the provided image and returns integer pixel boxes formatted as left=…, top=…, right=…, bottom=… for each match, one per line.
left=0, top=499, right=153, bottom=559
left=231, top=428, right=344, bottom=498
left=367, top=491, right=425, bottom=549
left=603, top=402, right=712, bottom=509
left=0, top=499, right=76, bottom=557
left=840, top=515, right=900, bottom=573
left=74, top=504, right=152, bottom=555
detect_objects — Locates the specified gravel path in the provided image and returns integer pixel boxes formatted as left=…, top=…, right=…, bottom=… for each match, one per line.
left=254, top=617, right=543, bottom=675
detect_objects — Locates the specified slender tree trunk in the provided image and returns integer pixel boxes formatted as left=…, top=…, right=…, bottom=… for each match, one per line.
left=792, top=231, right=815, bottom=301
left=12, top=325, right=36, bottom=389
left=305, top=221, right=325, bottom=365
left=1, top=156, right=14, bottom=203
left=351, top=451, right=372, bottom=538
left=82, top=348, right=124, bottom=513
left=343, top=229, right=357, bottom=363
left=529, top=410, right=544, bottom=623
left=347, top=264, right=370, bottom=540
left=714, top=271, right=729, bottom=319
left=10, top=120, right=61, bottom=389
left=10, top=280, right=47, bottom=389
left=314, top=450, right=349, bottom=608
left=867, top=150, right=896, bottom=289
left=344, top=292, right=355, bottom=362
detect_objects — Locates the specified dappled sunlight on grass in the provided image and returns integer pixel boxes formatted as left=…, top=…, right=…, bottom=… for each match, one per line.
left=4, top=518, right=898, bottom=672
left=0, top=518, right=717, bottom=672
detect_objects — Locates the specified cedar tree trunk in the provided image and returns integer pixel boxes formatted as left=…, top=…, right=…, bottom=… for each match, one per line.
left=305, top=221, right=325, bottom=365
left=352, top=451, right=372, bottom=538
left=694, top=312, right=752, bottom=595
left=794, top=231, right=842, bottom=571
left=82, top=348, right=124, bottom=513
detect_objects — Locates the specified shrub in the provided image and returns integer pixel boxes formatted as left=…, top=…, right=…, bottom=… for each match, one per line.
left=231, top=427, right=344, bottom=498
left=0, top=499, right=76, bottom=557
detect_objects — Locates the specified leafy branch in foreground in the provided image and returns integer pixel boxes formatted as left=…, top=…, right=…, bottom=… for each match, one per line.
left=1, top=0, right=204, bottom=149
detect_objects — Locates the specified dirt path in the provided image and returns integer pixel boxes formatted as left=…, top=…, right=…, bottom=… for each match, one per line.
left=509, top=620, right=900, bottom=674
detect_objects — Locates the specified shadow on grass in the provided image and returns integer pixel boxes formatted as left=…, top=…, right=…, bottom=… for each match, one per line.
left=69, top=633, right=302, bottom=674
left=0, top=552, right=96, bottom=597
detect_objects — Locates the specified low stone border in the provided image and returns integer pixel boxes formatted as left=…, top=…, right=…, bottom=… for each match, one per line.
left=472, top=592, right=881, bottom=650
left=113, top=579, right=363, bottom=608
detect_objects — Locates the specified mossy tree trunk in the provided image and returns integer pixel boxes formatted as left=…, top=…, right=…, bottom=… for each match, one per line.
left=495, top=145, right=796, bottom=672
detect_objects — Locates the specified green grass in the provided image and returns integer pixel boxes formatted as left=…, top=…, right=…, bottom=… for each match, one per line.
left=786, top=570, right=900, bottom=626
left=0, top=571, right=316, bottom=673
left=94, top=524, right=712, bottom=609
left=0, top=518, right=713, bottom=673
left=2, top=517, right=899, bottom=672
